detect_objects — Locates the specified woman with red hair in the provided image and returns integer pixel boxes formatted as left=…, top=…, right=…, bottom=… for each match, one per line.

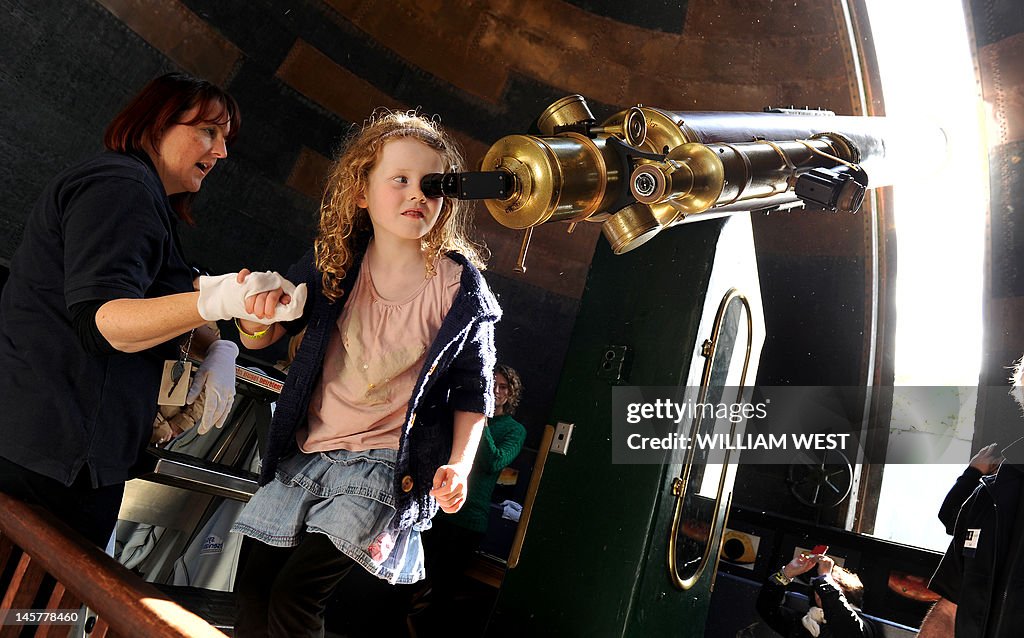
left=0, top=73, right=281, bottom=548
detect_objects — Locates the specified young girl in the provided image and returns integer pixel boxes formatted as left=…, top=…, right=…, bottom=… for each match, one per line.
left=230, top=111, right=500, bottom=637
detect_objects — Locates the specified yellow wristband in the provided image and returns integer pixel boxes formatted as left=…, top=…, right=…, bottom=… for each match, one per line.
left=235, top=318, right=270, bottom=339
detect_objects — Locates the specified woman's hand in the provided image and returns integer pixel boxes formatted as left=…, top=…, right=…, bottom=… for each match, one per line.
left=969, top=442, right=1003, bottom=475
left=782, top=552, right=818, bottom=580
left=197, top=270, right=305, bottom=323
left=186, top=339, right=239, bottom=433
left=430, top=464, right=470, bottom=514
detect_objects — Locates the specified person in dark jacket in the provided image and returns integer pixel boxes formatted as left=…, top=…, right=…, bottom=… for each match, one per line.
left=229, top=111, right=500, bottom=638
left=757, top=552, right=877, bottom=638
left=924, top=458, right=1024, bottom=638
left=921, top=357, right=1024, bottom=638
left=0, top=73, right=265, bottom=548
left=938, top=442, right=1002, bottom=535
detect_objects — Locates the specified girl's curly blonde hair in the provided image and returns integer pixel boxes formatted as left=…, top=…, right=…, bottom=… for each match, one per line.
left=314, top=110, right=487, bottom=301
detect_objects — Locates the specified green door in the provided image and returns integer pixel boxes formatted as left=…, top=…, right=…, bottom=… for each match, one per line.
left=487, top=215, right=764, bottom=638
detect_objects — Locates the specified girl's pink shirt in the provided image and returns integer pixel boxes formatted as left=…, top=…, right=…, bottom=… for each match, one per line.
left=298, top=256, right=462, bottom=453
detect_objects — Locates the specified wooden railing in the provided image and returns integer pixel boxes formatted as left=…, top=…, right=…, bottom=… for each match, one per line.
left=0, top=492, right=225, bottom=637
left=507, top=424, right=555, bottom=569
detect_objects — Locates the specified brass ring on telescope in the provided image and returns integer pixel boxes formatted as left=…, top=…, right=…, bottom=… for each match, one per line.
left=602, top=203, right=662, bottom=255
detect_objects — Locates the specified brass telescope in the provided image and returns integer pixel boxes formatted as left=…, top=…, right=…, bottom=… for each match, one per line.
left=422, top=94, right=946, bottom=263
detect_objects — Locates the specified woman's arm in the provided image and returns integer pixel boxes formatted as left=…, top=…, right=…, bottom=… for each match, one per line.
left=96, top=280, right=296, bottom=354
left=918, top=598, right=956, bottom=638
left=938, top=467, right=983, bottom=535
left=95, top=292, right=207, bottom=353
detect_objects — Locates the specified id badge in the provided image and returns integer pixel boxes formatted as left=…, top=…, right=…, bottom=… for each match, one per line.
left=962, top=528, right=981, bottom=558
left=964, top=528, right=981, bottom=548
left=157, top=360, right=192, bottom=406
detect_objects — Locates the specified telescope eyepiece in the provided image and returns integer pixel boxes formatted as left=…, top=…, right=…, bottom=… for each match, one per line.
left=420, top=173, right=455, bottom=199
left=794, top=165, right=868, bottom=214
left=419, top=171, right=515, bottom=200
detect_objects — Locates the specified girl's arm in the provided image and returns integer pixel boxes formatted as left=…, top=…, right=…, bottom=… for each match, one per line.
left=236, top=320, right=289, bottom=350
left=448, top=410, right=486, bottom=471
left=430, top=410, right=486, bottom=514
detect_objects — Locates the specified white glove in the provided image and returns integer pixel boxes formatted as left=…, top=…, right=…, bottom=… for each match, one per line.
left=197, top=272, right=307, bottom=324
left=186, top=340, right=239, bottom=434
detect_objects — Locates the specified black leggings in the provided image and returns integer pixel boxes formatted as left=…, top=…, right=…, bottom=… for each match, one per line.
left=234, top=534, right=355, bottom=638
left=0, top=456, right=123, bottom=548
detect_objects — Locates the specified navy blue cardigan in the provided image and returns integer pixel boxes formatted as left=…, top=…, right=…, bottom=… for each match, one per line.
left=262, top=247, right=502, bottom=530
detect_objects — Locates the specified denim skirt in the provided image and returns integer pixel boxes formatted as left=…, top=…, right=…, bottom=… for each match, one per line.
left=231, top=447, right=425, bottom=584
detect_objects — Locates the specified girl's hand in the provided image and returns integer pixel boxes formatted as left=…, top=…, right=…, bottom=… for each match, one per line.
left=236, top=269, right=292, bottom=320
left=430, top=464, right=469, bottom=514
